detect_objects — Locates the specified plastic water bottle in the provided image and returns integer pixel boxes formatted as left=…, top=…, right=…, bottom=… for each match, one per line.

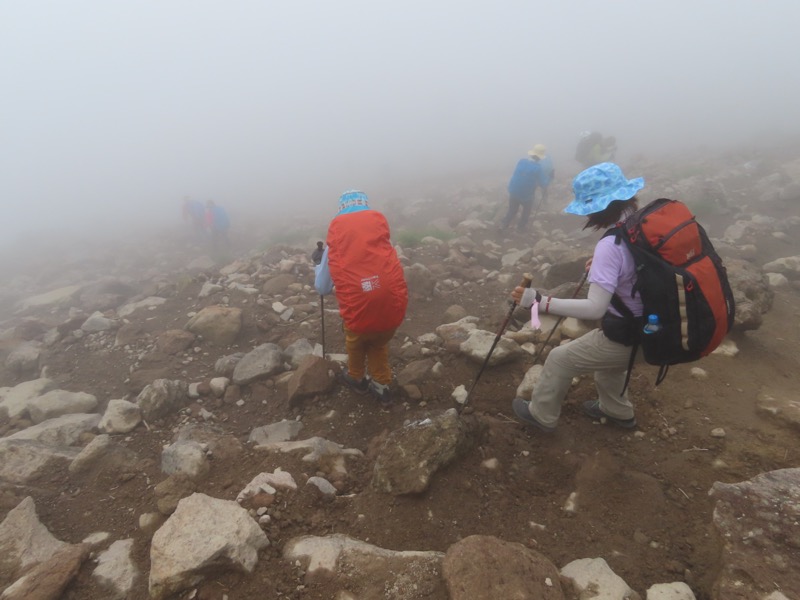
left=643, top=314, right=661, bottom=334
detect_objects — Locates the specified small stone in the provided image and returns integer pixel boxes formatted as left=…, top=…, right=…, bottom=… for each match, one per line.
left=710, top=428, right=726, bottom=438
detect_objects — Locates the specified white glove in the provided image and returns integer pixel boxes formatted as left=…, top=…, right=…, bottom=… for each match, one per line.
left=519, top=287, right=539, bottom=309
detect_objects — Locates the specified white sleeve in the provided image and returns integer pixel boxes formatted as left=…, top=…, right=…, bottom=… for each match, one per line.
left=540, top=283, right=612, bottom=320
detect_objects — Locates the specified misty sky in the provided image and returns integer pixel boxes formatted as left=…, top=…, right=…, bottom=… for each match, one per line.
left=2, top=1, right=799, bottom=242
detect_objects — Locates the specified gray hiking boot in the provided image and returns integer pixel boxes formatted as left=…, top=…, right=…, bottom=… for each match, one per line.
left=582, top=400, right=637, bottom=429
left=511, top=398, right=556, bottom=433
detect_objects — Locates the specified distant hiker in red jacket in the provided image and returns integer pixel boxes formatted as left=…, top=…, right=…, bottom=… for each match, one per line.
left=314, top=190, right=408, bottom=405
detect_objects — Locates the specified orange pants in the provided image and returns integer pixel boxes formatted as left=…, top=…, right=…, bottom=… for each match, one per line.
left=344, top=327, right=396, bottom=385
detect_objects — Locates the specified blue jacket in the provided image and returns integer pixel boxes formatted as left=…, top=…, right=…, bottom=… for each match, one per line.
left=507, top=158, right=542, bottom=201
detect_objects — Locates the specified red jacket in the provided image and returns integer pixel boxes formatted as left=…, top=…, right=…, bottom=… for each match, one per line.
left=326, top=210, right=408, bottom=333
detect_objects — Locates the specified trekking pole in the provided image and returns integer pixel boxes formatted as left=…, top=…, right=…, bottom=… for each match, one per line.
left=530, top=273, right=588, bottom=365
left=460, top=273, right=534, bottom=411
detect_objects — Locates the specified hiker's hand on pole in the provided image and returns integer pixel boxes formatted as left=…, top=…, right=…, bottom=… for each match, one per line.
left=512, top=286, right=539, bottom=308
left=510, top=274, right=535, bottom=305
left=585, top=257, right=593, bottom=272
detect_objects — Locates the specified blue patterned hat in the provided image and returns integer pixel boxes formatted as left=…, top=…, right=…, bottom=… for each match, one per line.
left=564, top=163, right=644, bottom=216
left=337, top=190, right=370, bottom=215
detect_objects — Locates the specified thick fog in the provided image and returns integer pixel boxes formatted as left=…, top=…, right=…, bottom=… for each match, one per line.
left=2, top=1, right=799, bottom=245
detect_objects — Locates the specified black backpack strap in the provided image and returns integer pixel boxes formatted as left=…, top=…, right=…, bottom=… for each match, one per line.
left=620, top=339, right=638, bottom=397
left=655, top=364, right=670, bottom=386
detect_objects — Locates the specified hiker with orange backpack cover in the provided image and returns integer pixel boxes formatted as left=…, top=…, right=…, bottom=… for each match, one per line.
left=314, top=190, right=408, bottom=405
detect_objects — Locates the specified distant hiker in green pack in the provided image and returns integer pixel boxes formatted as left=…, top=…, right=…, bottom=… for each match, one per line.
left=575, top=131, right=616, bottom=168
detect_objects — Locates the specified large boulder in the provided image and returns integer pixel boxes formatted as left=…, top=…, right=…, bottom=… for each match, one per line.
left=27, top=390, right=98, bottom=424
left=148, top=493, right=269, bottom=600
left=372, top=409, right=483, bottom=495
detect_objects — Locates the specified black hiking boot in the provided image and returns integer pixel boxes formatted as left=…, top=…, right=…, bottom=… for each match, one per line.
left=582, top=400, right=637, bottom=429
left=368, top=380, right=393, bottom=407
left=340, top=372, right=369, bottom=395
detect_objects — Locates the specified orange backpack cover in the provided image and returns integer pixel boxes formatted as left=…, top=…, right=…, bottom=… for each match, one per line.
left=326, top=210, right=408, bottom=334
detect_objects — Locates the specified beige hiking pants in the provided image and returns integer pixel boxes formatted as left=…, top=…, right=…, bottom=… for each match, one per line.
left=528, top=328, right=635, bottom=428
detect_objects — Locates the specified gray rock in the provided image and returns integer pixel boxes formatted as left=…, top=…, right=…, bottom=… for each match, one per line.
left=0, top=440, right=79, bottom=484
left=435, top=316, right=479, bottom=352
left=256, top=437, right=363, bottom=477
left=763, top=255, right=800, bottom=278
left=283, top=338, right=315, bottom=369
left=28, top=390, right=98, bottom=424
left=283, top=534, right=445, bottom=598
left=372, top=409, right=483, bottom=495
left=0, top=496, right=68, bottom=586
left=404, top=263, right=437, bottom=299
left=248, top=419, right=304, bottom=446
left=149, top=493, right=269, bottom=600
left=709, top=468, right=800, bottom=599
left=442, top=304, right=468, bottom=323
left=214, top=353, right=245, bottom=377
left=396, top=358, right=435, bottom=387
left=80, top=311, right=119, bottom=333
left=306, top=476, right=337, bottom=497
left=136, top=379, right=188, bottom=421
left=18, top=285, right=82, bottom=311
left=100, top=399, right=142, bottom=433
left=0, top=378, right=56, bottom=420
left=184, top=305, right=242, bottom=346
left=6, top=413, right=101, bottom=446
left=560, top=557, right=641, bottom=600
left=4, top=341, right=42, bottom=375
left=156, top=329, right=196, bottom=355
left=646, top=582, right=696, bottom=599
left=1, top=543, right=89, bottom=600
left=161, top=441, right=209, bottom=480
left=69, top=434, right=111, bottom=474
left=117, top=296, right=167, bottom=317
left=459, top=329, right=525, bottom=367
left=92, top=538, right=138, bottom=600
left=725, top=258, right=773, bottom=331
left=232, top=343, right=284, bottom=385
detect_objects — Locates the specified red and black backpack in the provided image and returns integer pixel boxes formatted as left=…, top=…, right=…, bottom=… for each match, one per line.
left=605, top=198, right=736, bottom=391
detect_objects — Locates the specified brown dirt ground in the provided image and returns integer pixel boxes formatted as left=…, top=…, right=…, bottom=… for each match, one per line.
left=1, top=185, right=799, bottom=600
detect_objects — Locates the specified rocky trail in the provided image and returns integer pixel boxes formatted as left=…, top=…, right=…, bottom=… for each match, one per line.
left=1, top=148, right=800, bottom=599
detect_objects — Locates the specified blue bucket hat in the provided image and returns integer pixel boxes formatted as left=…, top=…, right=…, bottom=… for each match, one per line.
left=337, top=189, right=370, bottom=215
left=564, top=162, right=644, bottom=216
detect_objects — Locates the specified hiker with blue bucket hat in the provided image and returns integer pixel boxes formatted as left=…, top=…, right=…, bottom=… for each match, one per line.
left=510, top=162, right=645, bottom=432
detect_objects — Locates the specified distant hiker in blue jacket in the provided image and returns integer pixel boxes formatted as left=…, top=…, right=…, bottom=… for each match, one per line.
left=501, top=145, right=549, bottom=232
